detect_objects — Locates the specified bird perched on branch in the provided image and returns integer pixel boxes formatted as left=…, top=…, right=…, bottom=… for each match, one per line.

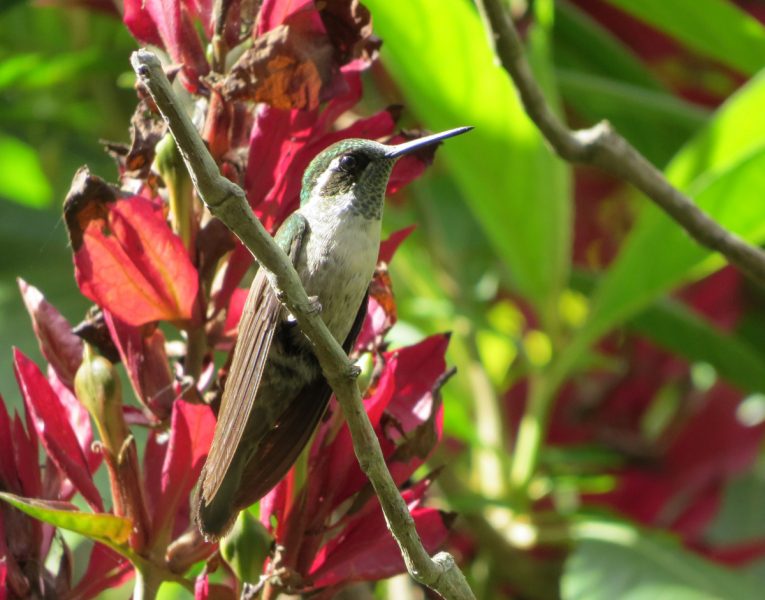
left=194, top=127, right=473, bottom=541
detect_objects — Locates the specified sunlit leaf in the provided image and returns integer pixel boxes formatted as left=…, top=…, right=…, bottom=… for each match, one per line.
left=563, top=521, right=762, bottom=600
left=0, top=492, right=132, bottom=548
left=602, top=0, right=765, bottom=76
left=553, top=0, right=662, bottom=90
left=365, top=0, right=571, bottom=311
left=557, top=69, right=708, bottom=166
left=0, top=133, right=52, bottom=208
left=63, top=167, right=199, bottom=326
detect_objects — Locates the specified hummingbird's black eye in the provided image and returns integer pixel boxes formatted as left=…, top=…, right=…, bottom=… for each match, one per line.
left=339, top=154, right=358, bottom=173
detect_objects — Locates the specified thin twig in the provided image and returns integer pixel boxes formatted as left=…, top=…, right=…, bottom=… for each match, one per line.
left=131, top=49, right=475, bottom=600
left=477, top=0, right=765, bottom=286
left=211, top=0, right=234, bottom=72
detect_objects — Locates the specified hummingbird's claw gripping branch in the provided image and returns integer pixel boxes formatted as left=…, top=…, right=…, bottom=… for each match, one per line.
left=131, top=49, right=476, bottom=600
left=477, top=0, right=765, bottom=288
left=306, top=295, right=322, bottom=314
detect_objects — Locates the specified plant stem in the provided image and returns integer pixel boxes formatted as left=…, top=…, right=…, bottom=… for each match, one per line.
left=133, top=563, right=163, bottom=600
left=509, top=372, right=551, bottom=505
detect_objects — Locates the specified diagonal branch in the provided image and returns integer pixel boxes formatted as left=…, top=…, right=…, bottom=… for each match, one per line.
left=131, top=49, right=475, bottom=600
left=477, top=0, right=765, bottom=287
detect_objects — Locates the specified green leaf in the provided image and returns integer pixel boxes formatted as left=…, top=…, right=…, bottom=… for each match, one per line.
left=553, top=0, right=663, bottom=90
left=602, top=0, right=765, bottom=76
left=0, top=132, right=52, bottom=207
left=364, top=0, right=572, bottom=313
left=573, top=70, right=765, bottom=354
left=666, top=69, right=765, bottom=189
left=628, top=299, right=765, bottom=394
left=563, top=521, right=762, bottom=600
left=0, top=492, right=132, bottom=548
left=707, top=469, right=765, bottom=546
left=557, top=69, right=709, bottom=166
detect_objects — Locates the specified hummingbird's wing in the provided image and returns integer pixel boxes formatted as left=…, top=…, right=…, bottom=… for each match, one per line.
left=199, top=214, right=307, bottom=504
left=232, top=286, right=370, bottom=508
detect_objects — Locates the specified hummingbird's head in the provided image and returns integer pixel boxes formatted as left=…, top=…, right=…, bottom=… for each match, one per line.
left=300, top=127, right=473, bottom=220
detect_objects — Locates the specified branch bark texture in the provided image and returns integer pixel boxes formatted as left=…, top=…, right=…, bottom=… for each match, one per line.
left=478, top=0, right=765, bottom=286
left=131, top=49, right=474, bottom=600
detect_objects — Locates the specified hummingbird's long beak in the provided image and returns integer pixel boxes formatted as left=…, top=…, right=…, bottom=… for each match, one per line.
left=384, top=126, right=473, bottom=159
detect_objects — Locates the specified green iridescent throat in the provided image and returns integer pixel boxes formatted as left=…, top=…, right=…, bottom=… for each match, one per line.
left=299, top=139, right=395, bottom=221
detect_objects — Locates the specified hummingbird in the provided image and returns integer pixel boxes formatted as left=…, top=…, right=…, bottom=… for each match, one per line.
left=194, top=126, right=473, bottom=540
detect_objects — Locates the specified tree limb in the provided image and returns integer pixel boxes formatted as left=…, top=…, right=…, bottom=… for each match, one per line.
left=477, top=0, right=765, bottom=286
left=131, top=49, right=475, bottom=600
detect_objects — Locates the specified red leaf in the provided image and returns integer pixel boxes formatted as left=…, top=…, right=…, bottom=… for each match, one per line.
left=223, top=287, right=249, bottom=337
left=258, top=0, right=313, bottom=33
left=308, top=364, right=396, bottom=518
left=378, top=225, right=417, bottom=264
left=679, top=266, right=743, bottom=332
left=67, top=542, right=133, bottom=600
left=13, top=413, right=41, bottom=501
left=152, top=400, right=215, bottom=545
left=0, top=394, right=19, bottom=494
left=590, top=382, right=765, bottom=542
left=355, top=267, right=397, bottom=352
left=64, top=168, right=198, bottom=326
left=123, top=0, right=210, bottom=92
left=142, top=429, right=168, bottom=520
left=259, top=477, right=288, bottom=532
left=244, top=104, right=321, bottom=231
left=308, top=500, right=451, bottom=587
left=383, top=334, right=450, bottom=434
left=697, top=539, right=765, bottom=566
left=48, top=368, right=100, bottom=474
left=354, top=296, right=391, bottom=352
left=212, top=243, right=254, bottom=316
left=10, top=412, right=42, bottom=555
left=13, top=349, right=103, bottom=512
left=18, top=279, right=83, bottom=390
left=104, top=312, right=175, bottom=418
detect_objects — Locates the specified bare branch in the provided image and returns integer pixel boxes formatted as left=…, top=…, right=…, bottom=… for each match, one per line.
left=477, top=0, right=765, bottom=286
left=131, top=49, right=475, bottom=600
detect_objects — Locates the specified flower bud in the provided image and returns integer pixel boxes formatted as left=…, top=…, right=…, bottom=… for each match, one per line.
left=74, top=344, right=128, bottom=455
left=220, top=510, right=273, bottom=584
left=155, top=132, right=195, bottom=249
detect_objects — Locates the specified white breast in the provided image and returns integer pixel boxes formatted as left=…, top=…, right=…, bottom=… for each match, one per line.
left=295, top=201, right=381, bottom=343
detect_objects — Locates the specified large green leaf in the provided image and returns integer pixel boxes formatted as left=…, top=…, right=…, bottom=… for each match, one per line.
left=553, top=0, right=662, bottom=90
left=553, top=1, right=709, bottom=165
left=573, top=70, right=765, bottom=354
left=0, top=132, right=52, bottom=207
left=602, top=0, right=765, bottom=76
left=365, top=0, right=571, bottom=313
left=557, top=69, right=708, bottom=166
left=563, top=521, right=762, bottom=600
left=707, top=469, right=765, bottom=546
left=0, top=492, right=132, bottom=548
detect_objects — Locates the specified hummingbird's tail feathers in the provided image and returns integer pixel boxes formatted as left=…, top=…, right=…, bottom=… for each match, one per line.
left=233, top=375, right=335, bottom=509
left=194, top=456, right=246, bottom=542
